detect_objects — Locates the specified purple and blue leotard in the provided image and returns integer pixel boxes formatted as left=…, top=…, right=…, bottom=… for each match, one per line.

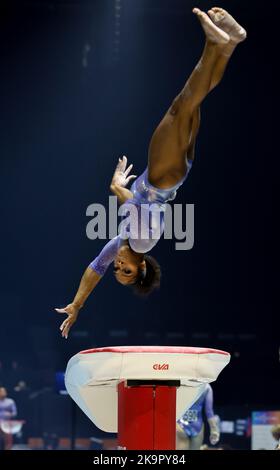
left=90, top=164, right=192, bottom=276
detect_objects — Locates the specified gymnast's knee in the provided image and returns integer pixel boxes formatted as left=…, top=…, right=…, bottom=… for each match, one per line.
left=169, top=92, right=196, bottom=117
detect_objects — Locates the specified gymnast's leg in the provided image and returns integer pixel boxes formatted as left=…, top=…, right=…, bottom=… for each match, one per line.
left=147, top=7, right=246, bottom=189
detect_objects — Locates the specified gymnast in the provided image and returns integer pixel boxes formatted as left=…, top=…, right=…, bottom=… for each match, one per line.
left=176, top=383, right=220, bottom=450
left=56, top=7, right=246, bottom=338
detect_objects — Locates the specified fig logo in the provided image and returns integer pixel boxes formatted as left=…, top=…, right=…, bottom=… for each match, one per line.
left=153, top=363, right=169, bottom=371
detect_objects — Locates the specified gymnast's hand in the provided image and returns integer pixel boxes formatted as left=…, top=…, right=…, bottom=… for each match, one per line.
left=209, top=430, right=220, bottom=446
left=55, top=303, right=79, bottom=339
left=111, top=155, right=137, bottom=188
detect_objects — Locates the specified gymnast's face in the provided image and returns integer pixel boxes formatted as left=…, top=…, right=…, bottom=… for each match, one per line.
left=114, top=245, right=143, bottom=285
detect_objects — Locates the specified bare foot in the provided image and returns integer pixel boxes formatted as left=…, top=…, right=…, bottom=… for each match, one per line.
left=193, top=7, right=230, bottom=44
left=208, top=7, right=247, bottom=44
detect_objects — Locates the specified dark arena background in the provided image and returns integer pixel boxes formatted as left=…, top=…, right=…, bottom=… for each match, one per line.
left=0, top=0, right=278, bottom=455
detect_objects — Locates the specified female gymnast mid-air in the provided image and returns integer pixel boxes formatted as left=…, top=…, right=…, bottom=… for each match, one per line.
left=56, top=7, right=246, bottom=338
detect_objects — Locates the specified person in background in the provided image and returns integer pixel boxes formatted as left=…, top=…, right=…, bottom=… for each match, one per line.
left=0, top=387, right=17, bottom=450
left=0, top=387, right=17, bottom=421
left=271, top=424, right=280, bottom=450
left=176, top=384, right=220, bottom=450
left=7, top=360, right=25, bottom=390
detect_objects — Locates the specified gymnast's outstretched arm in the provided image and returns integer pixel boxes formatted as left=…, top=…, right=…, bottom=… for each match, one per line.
left=55, top=157, right=135, bottom=338
left=55, top=268, right=102, bottom=339
left=55, top=236, right=120, bottom=338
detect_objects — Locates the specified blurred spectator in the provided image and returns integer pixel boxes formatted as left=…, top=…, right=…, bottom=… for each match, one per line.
left=176, top=384, right=220, bottom=450
left=7, top=360, right=26, bottom=390
left=271, top=424, right=280, bottom=450
left=0, top=387, right=17, bottom=420
left=5, top=360, right=29, bottom=392
left=0, top=387, right=17, bottom=450
left=14, top=381, right=30, bottom=394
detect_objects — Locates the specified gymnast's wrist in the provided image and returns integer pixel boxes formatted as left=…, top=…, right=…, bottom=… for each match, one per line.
left=110, top=182, right=118, bottom=192
left=208, top=417, right=219, bottom=432
left=72, top=300, right=83, bottom=310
